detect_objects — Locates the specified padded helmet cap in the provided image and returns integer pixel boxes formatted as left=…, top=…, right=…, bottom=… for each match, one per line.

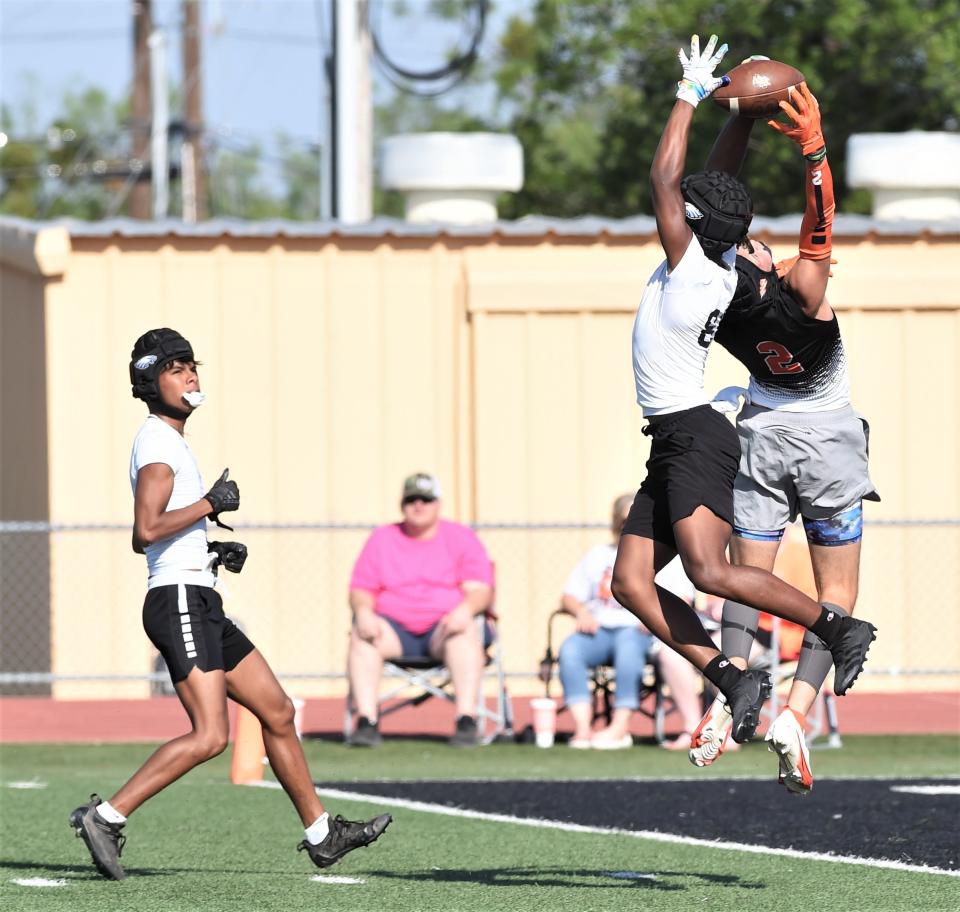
left=732, top=257, right=777, bottom=313
left=681, top=170, right=753, bottom=252
left=129, top=328, right=194, bottom=401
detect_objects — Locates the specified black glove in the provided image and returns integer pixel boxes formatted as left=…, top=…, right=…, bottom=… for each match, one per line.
left=207, top=540, right=248, bottom=574
left=204, top=468, right=239, bottom=531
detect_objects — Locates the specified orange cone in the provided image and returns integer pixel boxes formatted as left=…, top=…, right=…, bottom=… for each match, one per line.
left=230, top=705, right=266, bottom=784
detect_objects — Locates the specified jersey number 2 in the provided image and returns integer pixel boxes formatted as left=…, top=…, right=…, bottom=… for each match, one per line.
left=757, top=341, right=804, bottom=374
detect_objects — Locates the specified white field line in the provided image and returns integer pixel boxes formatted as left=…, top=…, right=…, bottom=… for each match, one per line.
left=270, top=774, right=960, bottom=784
left=310, top=875, right=365, bottom=884
left=11, top=878, right=68, bottom=887
left=247, top=780, right=959, bottom=879
left=890, top=785, right=960, bottom=796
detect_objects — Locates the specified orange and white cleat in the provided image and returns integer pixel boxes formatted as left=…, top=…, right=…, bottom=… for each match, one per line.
left=765, top=708, right=814, bottom=795
left=688, top=694, right=734, bottom=767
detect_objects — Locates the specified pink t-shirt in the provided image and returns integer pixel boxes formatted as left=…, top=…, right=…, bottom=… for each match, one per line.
left=349, top=520, right=494, bottom=635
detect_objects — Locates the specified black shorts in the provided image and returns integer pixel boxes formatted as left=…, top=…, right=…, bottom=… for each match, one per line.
left=143, top=584, right=255, bottom=684
left=622, top=404, right=740, bottom=549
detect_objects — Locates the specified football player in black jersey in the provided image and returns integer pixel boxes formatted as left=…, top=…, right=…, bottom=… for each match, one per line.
left=687, top=84, right=880, bottom=794
left=610, top=38, right=878, bottom=753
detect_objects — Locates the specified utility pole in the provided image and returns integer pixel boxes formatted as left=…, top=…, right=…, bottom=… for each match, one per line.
left=130, top=0, right=153, bottom=219
left=182, top=0, right=206, bottom=221
left=334, top=0, right=372, bottom=223
left=320, top=2, right=334, bottom=220
left=327, top=1, right=338, bottom=220
left=149, top=29, right=169, bottom=219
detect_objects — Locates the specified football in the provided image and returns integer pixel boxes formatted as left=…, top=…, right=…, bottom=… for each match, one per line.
left=712, top=58, right=805, bottom=119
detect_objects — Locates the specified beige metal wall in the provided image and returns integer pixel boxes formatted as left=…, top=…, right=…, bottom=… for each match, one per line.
left=1, top=223, right=958, bottom=698
left=465, top=234, right=960, bottom=695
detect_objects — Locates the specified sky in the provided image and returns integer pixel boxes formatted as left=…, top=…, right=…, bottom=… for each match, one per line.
left=0, top=0, right=530, bottom=188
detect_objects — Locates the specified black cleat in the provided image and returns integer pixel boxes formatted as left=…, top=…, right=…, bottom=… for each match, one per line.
left=298, top=813, right=393, bottom=869
left=68, top=794, right=127, bottom=881
left=449, top=715, right=479, bottom=748
left=725, top=669, right=772, bottom=744
left=829, top=616, right=878, bottom=695
left=348, top=716, right=382, bottom=748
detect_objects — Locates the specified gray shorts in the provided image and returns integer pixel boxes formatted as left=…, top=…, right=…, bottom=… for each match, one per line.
left=734, top=403, right=880, bottom=532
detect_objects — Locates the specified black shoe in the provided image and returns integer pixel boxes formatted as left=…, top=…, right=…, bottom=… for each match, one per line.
left=829, top=616, right=878, bottom=695
left=68, top=794, right=127, bottom=881
left=348, top=716, right=382, bottom=748
left=297, top=813, right=393, bottom=868
left=724, top=669, right=772, bottom=744
left=449, top=715, right=479, bottom=747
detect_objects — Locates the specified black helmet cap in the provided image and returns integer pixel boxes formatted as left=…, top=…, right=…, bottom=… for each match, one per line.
left=731, top=257, right=778, bottom=313
left=681, top=170, right=754, bottom=253
left=129, top=328, right=195, bottom=401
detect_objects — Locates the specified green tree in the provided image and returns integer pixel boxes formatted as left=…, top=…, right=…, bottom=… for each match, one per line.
left=493, top=0, right=960, bottom=218
left=206, top=143, right=285, bottom=220
left=276, top=135, right=322, bottom=221
left=0, top=87, right=125, bottom=219
left=1, top=79, right=317, bottom=221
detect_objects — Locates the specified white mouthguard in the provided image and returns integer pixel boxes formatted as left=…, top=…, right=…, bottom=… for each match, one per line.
left=182, top=391, right=206, bottom=408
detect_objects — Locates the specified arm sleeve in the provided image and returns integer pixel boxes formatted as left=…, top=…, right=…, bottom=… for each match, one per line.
left=798, top=156, right=835, bottom=260
left=349, top=531, right=383, bottom=593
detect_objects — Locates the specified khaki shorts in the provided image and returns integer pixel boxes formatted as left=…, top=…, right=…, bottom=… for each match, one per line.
left=733, top=403, right=880, bottom=532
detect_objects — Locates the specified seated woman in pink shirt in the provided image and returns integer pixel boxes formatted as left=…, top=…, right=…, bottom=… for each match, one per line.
left=347, top=473, right=494, bottom=748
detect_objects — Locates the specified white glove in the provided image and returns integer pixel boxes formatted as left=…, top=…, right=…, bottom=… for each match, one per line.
left=710, top=386, right=751, bottom=414
left=676, top=34, right=730, bottom=108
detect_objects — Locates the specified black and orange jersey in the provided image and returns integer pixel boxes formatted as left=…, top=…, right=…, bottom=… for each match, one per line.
left=715, top=259, right=849, bottom=411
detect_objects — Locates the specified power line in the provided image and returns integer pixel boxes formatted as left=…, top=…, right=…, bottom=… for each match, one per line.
left=217, top=28, right=320, bottom=47
left=369, top=0, right=489, bottom=97
left=0, top=30, right=127, bottom=43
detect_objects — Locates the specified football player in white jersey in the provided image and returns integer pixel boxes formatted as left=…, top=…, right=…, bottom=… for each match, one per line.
left=609, top=36, right=877, bottom=751
left=687, top=85, right=879, bottom=794
left=70, top=329, right=391, bottom=880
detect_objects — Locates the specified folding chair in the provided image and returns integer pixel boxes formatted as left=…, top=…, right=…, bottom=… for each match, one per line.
left=539, top=608, right=677, bottom=743
left=343, top=612, right=514, bottom=745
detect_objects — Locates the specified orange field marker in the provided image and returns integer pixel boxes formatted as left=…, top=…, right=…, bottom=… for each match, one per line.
left=230, top=705, right=266, bottom=784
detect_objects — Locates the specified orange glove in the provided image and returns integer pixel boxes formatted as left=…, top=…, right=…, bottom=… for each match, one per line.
left=767, top=82, right=825, bottom=157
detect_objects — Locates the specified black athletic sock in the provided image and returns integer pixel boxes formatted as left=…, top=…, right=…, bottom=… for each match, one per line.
left=796, top=604, right=848, bottom=689
left=703, top=654, right=742, bottom=695
left=809, top=602, right=847, bottom=646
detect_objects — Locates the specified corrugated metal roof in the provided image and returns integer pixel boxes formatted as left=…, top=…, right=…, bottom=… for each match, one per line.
left=3, top=213, right=959, bottom=240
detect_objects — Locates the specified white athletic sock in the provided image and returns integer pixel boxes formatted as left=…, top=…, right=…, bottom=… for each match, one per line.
left=305, top=812, right=330, bottom=845
left=96, top=800, right=127, bottom=825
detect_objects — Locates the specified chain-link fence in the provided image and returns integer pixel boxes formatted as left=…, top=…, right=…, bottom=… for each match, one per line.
left=2, top=520, right=958, bottom=697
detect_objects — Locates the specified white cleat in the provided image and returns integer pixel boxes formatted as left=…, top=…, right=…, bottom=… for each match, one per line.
left=688, top=694, right=734, bottom=767
left=765, top=708, right=814, bottom=795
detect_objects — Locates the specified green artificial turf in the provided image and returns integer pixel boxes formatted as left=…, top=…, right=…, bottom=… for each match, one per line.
left=1, top=737, right=957, bottom=912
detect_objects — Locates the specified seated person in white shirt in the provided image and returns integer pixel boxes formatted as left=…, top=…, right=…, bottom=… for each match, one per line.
left=558, top=494, right=704, bottom=749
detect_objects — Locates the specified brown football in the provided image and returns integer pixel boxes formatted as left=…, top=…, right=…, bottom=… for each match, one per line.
left=712, top=58, right=805, bottom=119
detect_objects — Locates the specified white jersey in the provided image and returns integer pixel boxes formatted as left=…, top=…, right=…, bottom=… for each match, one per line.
left=632, top=236, right=738, bottom=416
left=129, top=415, right=211, bottom=585
left=563, top=543, right=695, bottom=628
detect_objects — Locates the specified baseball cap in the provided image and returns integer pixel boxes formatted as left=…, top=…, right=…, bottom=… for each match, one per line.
left=401, top=473, right=442, bottom=503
